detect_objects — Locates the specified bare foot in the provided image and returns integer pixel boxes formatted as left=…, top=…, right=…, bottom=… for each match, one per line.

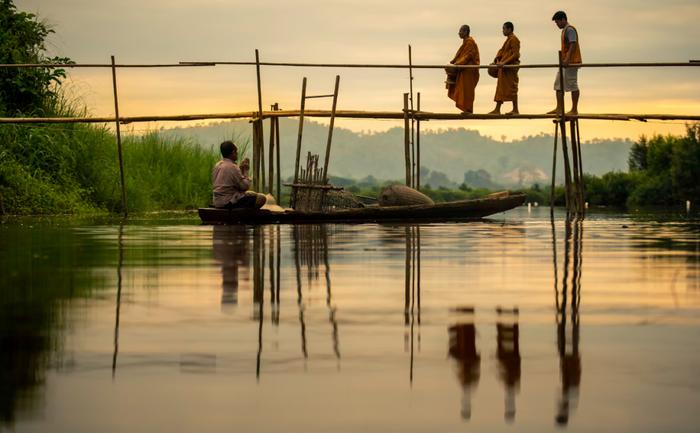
left=566, top=109, right=578, bottom=115
left=461, top=110, right=473, bottom=115
left=546, top=108, right=560, bottom=114
left=487, top=109, right=501, bottom=115
left=505, top=110, right=519, bottom=115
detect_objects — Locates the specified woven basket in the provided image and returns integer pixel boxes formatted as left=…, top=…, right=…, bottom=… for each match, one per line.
left=379, top=185, right=434, bottom=207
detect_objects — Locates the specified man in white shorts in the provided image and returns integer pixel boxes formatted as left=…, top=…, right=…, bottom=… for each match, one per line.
left=547, top=11, right=582, bottom=115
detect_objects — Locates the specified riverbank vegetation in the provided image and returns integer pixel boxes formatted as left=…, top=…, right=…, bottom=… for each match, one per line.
left=0, top=1, right=218, bottom=215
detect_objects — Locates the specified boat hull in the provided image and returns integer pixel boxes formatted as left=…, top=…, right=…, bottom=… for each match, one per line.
left=198, top=193, right=527, bottom=225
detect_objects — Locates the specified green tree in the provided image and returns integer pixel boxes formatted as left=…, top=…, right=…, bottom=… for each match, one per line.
left=670, top=124, right=700, bottom=202
left=628, top=135, right=648, bottom=171
left=0, top=0, right=72, bottom=115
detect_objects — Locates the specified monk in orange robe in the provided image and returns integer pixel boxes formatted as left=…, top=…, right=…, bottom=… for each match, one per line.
left=447, top=25, right=480, bottom=114
left=489, top=22, right=520, bottom=115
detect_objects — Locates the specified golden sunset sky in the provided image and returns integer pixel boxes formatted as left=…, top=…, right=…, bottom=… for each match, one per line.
left=21, top=0, right=700, bottom=140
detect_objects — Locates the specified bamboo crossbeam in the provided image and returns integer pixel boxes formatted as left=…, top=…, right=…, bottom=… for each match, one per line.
left=1, top=61, right=699, bottom=70
left=181, top=61, right=700, bottom=70
left=0, top=63, right=215, bottom=68
left=2, top=110, right=699, bottom=124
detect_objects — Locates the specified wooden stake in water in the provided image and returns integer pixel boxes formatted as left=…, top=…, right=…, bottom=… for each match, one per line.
left=403, top=93, right=411, bottom=186
left=292, top=78, right=307, bottom=208
left=550, top=121, right=559, bottom=215
left=110, top=55, right=127, bottom=218
left=416, top=92, right=421, bottom=191
left=255, top=49, right=265, bottom=192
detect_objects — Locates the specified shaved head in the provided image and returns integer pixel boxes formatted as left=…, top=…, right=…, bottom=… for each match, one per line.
left=459, top=24, right=470, bottom=38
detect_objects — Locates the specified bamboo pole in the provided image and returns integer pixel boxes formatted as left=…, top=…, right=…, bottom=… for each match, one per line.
left=275, top=108, right=281, bottom=204
left=575, top=119, right=585, bottom=210
left=110, top=56, right=128, bottom=218
left=322, top=75, right=340, bottom=183
left=416, top=92, right=421, bottom=191
left=569, top=120, right=582, bottom=214
left=408, top=45, right=415, bottom=188
left=171, top=61, right=700, bottom=70
left=4, top=111, right=700, bottom=124
left=268, top=103, right=276, bottom=195
left=252, top=120, right=260, bottom=191
left=403, top=93, right=411, bottom=186
left=255, top=50, right=265, bottom=192
left=560, top=121, right=573, bottom=214
left=550, top=121, right=559, bottom=214
left=557, top=51, right=573, bottom=214
left=292, top=78, right=308, bottom=209
left=3, top=60, right=700, bottom=69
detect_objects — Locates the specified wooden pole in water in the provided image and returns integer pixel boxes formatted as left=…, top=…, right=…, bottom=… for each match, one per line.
left=268, top=103, right=276, bottom=195
left=252, top=121, right=259, bottom=191
left=408, top=45, right=415, bottom=189
left=403, top=93, right=411, bottom=186
left=322, top=75, right=340, bottom=183
left=550, top=121, right=559, bottom=214
left=292, top=78, right=307, bottom=208
left=557, top=51, right=573, bottom=213
left=275, top=105, right=281, bottom=204
left=416, top=92, right=421, bottom=191
left=255, top=49, right=265, bottom=192
left=110, top=55, right=128, bottom=218
left=560, top=121, right=572, bottom=213
left=569, top=120, right=581, bottom=213
left=575, top=119, right=585, bottom=212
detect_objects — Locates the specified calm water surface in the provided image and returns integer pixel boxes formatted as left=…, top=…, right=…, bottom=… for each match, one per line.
left=1, top=208, right=700, bottom=432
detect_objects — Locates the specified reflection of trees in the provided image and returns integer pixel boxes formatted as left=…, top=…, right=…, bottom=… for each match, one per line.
left=553, top=217, right=583, bottom=426
left=0, top=224, right=113, bottom=427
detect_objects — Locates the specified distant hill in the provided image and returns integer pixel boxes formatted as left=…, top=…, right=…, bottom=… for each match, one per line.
left=162, top=119, right=632, bottom=187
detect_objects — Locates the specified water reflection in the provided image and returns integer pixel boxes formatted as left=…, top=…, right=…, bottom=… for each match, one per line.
left=496, top=306, right=521, bottom=422
left=448, top=306, right=480, bottom=420
left=112, top=222, right=125, bottom=378
left=555, top=218, right=583, bottom=426
left=0, top=224, right=113, bottom=428
left=2, top=212, right=700, bottom=432
left=404, top=226, right=421, bottom=383
left=213, top=225, right=251, bottom=307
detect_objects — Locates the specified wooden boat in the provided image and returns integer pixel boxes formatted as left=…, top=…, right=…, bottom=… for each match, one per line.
left=198, top=192, right=526, bottom=224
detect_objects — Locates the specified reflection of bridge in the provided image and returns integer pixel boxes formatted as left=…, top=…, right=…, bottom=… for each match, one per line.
left=108, top=217, right=584, bottom=424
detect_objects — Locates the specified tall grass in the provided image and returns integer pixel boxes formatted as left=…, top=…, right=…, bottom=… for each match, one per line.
left=0, top=93, right=238, bottom=215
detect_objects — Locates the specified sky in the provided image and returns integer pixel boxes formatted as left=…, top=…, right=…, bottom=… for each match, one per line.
left=18, top=0, right=700, bottom=140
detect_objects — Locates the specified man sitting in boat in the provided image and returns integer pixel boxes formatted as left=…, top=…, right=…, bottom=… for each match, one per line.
left=212, top=140, right=266, bottom=209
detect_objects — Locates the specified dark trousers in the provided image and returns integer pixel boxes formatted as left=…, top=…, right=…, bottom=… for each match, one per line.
left=223, top=195, right=257, bottom=209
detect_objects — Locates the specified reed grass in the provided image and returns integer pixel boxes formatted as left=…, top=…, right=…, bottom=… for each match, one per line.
left=0, top=94, right=247, bottom=215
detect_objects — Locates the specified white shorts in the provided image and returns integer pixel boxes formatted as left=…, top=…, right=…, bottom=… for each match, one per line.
left=554, top=67, right=579, bottom=92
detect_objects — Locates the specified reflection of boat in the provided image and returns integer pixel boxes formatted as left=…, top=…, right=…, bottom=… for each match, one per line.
left=198, top=192, right=526, bottom=224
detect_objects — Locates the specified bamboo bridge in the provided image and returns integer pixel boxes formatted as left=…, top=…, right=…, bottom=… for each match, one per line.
left=1, top=53, right=698, bottom=217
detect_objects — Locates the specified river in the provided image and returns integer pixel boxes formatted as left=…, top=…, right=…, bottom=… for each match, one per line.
left=1, top=208, right=699, bottom=432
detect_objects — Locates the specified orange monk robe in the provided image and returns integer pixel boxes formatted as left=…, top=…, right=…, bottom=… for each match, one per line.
left=494, top=34, right=520, bottom=102
left=448, top=37, right=480, bottom=112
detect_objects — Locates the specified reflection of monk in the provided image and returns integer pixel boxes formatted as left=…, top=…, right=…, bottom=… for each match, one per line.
left=213, top=225, right=250, bottom=306
left=496, top=307, right=521, bottom=422
left=448, top=308, right=480, bottom=420
left=447, top=25, right=480, bottom=114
